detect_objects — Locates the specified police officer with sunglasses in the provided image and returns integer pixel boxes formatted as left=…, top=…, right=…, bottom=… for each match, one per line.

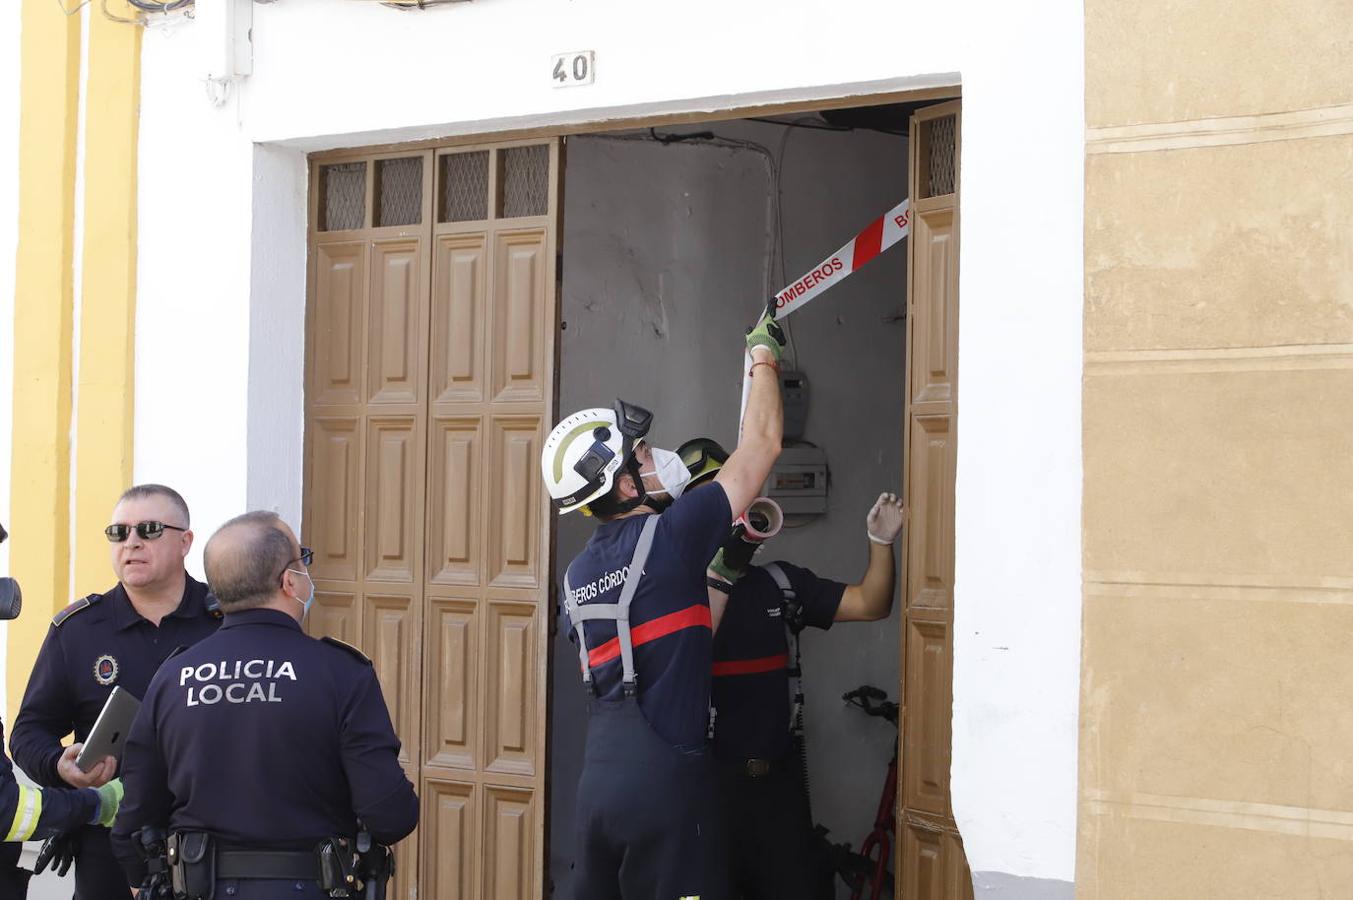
left=10, top=484, right=221, bottom=899
left=111, top=511, right=417, bottom=898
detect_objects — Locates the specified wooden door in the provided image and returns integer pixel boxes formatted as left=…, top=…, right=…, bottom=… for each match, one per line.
left=897, top=100, right=972, bottom=899
left=304, top=139, right=561, bottom=900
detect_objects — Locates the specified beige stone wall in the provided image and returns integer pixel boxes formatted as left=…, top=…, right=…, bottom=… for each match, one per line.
left=1080, top=3, right=1353, bottom=898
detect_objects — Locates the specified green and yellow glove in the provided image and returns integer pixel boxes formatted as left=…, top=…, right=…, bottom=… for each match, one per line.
left=745, top=302, right=786, bottom=361
left=93, top=779, right=123, bottom=828
left=709, top=547, right=743, bottom=584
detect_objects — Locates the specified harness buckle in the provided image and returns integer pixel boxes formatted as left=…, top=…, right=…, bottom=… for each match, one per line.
left=622, top=678, right=639, bottom=698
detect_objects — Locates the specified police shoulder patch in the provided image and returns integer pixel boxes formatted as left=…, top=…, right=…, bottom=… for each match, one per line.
left=321, top=636, right=372, bottom=665
left=52, top=594, right=101, bottom=627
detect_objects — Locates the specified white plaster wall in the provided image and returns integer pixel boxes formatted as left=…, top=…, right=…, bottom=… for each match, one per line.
left=947, top=4, right=1084, bottom=887
left=243, top=143, right=308, bottom=530
left=135, top=0, right=1085, bottom=886
left=0, top=0, right=21, bottom=716
left=241, top=0, right=959, bottom=150
left=134, top=22, right=259, bottom=574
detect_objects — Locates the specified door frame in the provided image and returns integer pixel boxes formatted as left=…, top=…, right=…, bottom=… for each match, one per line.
left=305, top=81, right=962, bottom=899
left=306, top=85, right=959, bottom=161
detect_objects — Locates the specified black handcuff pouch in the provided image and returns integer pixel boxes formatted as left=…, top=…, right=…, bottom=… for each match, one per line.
left=317, top=836, right=359, bottom=894
left=167, top=831, right=215, bottom=900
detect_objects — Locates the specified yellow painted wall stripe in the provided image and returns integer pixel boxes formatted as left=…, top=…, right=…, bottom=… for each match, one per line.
left=73, top=4, right=141, bottom=594
left=8, top=1, right=82, bottom=720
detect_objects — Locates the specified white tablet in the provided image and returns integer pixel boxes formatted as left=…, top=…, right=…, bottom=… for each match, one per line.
left=76, top=687, right=140, bottom=773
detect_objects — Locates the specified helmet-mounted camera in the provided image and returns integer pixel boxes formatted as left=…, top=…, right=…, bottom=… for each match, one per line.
left=613, top=399, right=652, bottom=441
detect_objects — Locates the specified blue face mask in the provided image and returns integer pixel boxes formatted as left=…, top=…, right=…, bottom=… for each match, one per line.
left=287, top=569, right=315, bottom=618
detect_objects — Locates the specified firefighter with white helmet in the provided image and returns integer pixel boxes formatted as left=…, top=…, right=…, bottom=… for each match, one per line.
left=543, top=305, right=786, bottom=900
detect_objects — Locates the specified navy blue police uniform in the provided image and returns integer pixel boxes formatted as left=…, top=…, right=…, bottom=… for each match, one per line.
left=0, top=717, right=108, bottom=900
left=563, top=484, right=732, bottom=900
left=110, top=608, right=419, bottom=898
left=10, top=577, right=220, bottom=900
left=710, top=562, right=844, bottom=900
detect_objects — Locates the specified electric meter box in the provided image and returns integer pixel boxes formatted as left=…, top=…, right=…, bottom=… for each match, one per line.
left=764, top=446, right=828, bottom=515
left=780, top=370, right=809, bottom=441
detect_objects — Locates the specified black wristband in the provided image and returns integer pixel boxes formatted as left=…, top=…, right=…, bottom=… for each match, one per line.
left=706, top=576, right=733, bottom=595
left=721, top=529, right=758, bottom=571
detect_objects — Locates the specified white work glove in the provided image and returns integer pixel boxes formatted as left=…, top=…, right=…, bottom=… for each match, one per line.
left=866, top=492, right=905, bottom=545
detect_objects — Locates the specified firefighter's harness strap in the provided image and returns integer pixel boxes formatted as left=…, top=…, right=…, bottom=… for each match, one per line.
left=762, top=562, right=808, bottom=735
left=564, top=515, right=660, bottom=698
left=762, top=563, right=800, bottom=630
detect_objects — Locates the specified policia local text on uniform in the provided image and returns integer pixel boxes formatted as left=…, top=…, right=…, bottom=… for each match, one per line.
left=111, top=511, right=417, bottom=898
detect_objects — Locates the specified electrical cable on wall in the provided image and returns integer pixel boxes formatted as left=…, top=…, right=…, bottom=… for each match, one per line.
left=92, top=0, right=194, bottom=26
left=612, top=127, right=786, bottom=323
left=127, top=0, right=193, bottom=11
left=375, top=0, right=473, bottom=9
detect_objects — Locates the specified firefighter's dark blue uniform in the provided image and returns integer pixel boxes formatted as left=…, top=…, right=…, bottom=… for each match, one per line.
left=110, top=608, right=419, bottom=897
left=10, top=577, right=220, bottom=900
left=0, top=717, right=107, bottom=899
left=563, top=485, right=732, bottom=900
left=710, top=562, right=844, bottom=900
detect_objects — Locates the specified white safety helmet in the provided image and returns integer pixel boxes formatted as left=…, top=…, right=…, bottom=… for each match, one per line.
left=541, top=400, right=654, bottom=515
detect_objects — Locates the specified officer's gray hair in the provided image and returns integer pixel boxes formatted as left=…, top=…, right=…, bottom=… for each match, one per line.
left=118, top=484, right=191, bottom=528
left=205, top=511, right=296, bottom=612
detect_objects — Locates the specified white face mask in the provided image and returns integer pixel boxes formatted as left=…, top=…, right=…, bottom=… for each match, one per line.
left=640, top=447, right=692, bottom=500
left=287, top=569, right=315, bottom=618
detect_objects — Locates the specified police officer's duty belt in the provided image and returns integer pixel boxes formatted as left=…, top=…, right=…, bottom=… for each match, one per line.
left=215, top=849, right=320, bottom=880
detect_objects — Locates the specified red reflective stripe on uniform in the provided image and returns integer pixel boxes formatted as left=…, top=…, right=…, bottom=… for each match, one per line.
left=586, top=604, right=712, bottom=669
left=850, top=214, right=885, bottom=270
left=711, top=653, right=789, bottom=677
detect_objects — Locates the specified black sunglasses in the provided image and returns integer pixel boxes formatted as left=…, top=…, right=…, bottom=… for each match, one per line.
left=104, top=521, right=187, bottom=543
left=278, top=547, right=315, bottom=586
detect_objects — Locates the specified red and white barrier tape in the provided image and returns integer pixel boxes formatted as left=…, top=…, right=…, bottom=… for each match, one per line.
left=741, top=198, right=911, bottom=421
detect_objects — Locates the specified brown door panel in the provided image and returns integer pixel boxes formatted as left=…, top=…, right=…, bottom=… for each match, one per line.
left=909, top=209, right=958, bottom=406
left=906, top=414, right=956, bottom=613
left=311, top=241, right=368, bottom=407
left=306, top=141, right=559, bottom=899
left=482, top=598, right=540, bottom=777
left=902, top=822, right=946, bottom=900
left=902, top=612, right=954, bottom=817
left=423, top=597, right=480, bottom=772
left=900, top=100, right=967, bottom=897
left=367, top=239, right=428, bottom=406
left=426, top=417, right=484, bottom=587
left=484, top=785, right=537, bottom=900
left=431, top=233, right=489, bottom=404
left=486, top=416, right=546, bottom=590
left=307, top=416, right=362, bottom=583
left=422, top=777, right=477, bottom=898
left=364, top=593, right=420, bottom=766
left=362, top=416, right=424, bottom=583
